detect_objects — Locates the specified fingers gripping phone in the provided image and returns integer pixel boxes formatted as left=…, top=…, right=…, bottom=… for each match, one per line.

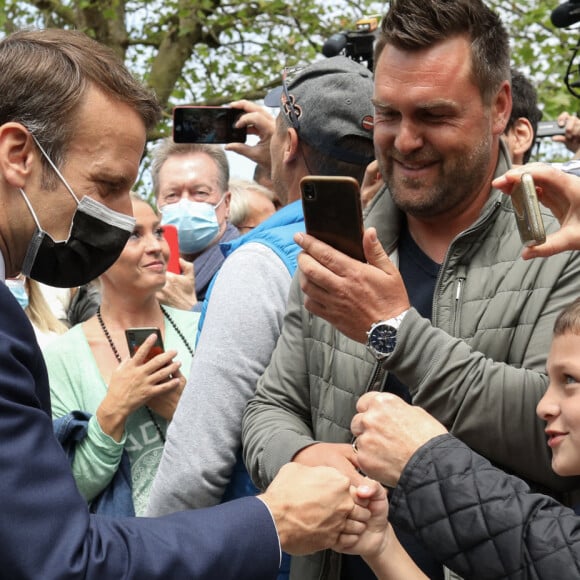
left=125, top=328, right=164, bottom=363
left=173, top=106, right=247, bottom=144
left=510, top=173, right=546, bottom=247
left=300, top=175, right=365, bottom=262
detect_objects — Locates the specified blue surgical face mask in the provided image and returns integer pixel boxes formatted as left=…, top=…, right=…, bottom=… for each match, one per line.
left=5, top=278, right=29, bottom=310
left=19, top=136, right=135, bottom=288
left=160, top=196, right=225, bottom=255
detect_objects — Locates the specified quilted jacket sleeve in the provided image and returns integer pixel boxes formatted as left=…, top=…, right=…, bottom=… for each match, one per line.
left=389, top=434, right=580, bottom=579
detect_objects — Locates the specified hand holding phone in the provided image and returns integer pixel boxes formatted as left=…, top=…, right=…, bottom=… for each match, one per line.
left=125, top=328, right=164, bottom=363
left=536, top=121, right=567, bottom=139
left=510, top=173, right=546, bottom=247
left=173, top=106, right=247, bottom=144
left=300, top=175, right=365, bottom=261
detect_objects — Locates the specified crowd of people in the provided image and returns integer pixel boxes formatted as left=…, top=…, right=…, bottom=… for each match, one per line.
left=5, top=0, right=580, bottom=579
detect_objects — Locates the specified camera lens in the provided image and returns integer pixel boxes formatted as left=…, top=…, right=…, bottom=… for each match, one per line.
left=303, top=183, right=315, bottom=200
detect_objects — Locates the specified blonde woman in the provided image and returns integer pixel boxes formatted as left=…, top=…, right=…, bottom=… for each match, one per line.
left=44, top=195, right=198, bottom=516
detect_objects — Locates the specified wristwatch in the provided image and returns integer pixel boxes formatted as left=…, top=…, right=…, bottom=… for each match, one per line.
left=366, top=310, right=409, bottom=361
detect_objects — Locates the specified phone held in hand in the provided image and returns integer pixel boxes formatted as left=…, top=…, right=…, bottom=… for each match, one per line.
left=300, top=175, right=365, bottom=262
left=173, top=106, right=247, bottom=144
left=162, top=225, right=181, bottom=274
left=510, top=173, right=546, bottom=247
left=125, top=328, right=164, bottom=363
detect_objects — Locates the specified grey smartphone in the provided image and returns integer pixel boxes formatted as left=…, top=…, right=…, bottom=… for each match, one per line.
left=125, top=327, right=164, bottom=362
left=510, top=173, right=546, bottom=247
left=173, top=106, right=247, bottom=144
left=300, top=175, right=365, bottom=261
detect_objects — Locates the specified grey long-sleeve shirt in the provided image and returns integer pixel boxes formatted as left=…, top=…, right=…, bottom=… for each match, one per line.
left=147, top=242, right=291, bottom=515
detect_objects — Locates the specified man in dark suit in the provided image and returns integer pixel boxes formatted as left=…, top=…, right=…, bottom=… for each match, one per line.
left=0, top=28, right=372, bottom=579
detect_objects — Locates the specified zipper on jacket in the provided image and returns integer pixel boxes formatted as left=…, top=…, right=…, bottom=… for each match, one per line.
left=432, top=200, right=501, bottom=328
left=364, top=361, right=389, bottom=394
left=453, top=270, right=467, bottom=336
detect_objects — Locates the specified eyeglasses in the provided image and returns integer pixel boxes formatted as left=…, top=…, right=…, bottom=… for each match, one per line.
left=281, top=66, right=302, bottom=133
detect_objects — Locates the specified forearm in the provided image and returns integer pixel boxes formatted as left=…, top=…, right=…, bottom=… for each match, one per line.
left=244, top=350, right=318, bottom=492
left=364, top=526, right=428, bottom=580
left=243, top=400, right=321, bottom=489
left=390, top=434, right=580, bottom=579
left=387, top=309, right=573, bottom=491
left=95, top=395, right=128, bottom=442
left=72, top=416, right=125, bottom=501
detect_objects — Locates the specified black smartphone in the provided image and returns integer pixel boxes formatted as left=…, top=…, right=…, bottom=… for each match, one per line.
left=536, top=120, right=566, bottom=139
left=510, top=172, right=546, bottom=247
left=125, top=327, right=164, bottom=362
left=173, top=106, right=247, bottom=144
left=300, top=175, right=365, bottom=262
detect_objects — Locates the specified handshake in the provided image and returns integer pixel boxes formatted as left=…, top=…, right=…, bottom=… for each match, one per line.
left=258, top=462, right=388, bottom=560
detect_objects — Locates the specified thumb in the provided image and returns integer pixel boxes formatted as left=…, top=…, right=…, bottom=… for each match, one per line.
left=179, top=258, right=194, bottom=276
left=363, top=227, right=393, bottom=272
left=523, top=230, right=577, bottom=259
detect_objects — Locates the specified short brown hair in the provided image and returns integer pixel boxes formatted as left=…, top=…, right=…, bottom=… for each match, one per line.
left=553, top=298, right=580, bottom=337
left=0, top=28, right=161, bottom=174
left=374, top=0, right=510, bottom=105
left=150, top=139, right=230, bottom=198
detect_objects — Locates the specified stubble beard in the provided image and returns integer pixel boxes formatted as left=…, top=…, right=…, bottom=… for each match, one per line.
left=379, top=135, right=492, bottom=220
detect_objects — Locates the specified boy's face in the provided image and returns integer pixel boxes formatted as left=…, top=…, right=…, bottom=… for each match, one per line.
left=538, top=332, right=580, bottom=476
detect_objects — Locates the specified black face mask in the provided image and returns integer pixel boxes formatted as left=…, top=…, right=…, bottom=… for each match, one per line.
left=19, top=136, right=135, bottom=288
left=21, top=195, right=134, bottom=287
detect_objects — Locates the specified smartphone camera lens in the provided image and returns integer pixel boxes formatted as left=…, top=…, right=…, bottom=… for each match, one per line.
left=303, top=184, right=316, bottom=201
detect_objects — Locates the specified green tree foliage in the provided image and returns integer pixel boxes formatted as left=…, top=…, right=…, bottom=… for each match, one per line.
left=0, top=0, right=385, bottom=138
left=488, top=0, right=580, bottom=119
left=1, top=0, right=579, bottom=166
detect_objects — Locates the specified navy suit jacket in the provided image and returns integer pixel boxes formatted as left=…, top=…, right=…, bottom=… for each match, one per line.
left=0, top=282, right=280, bottom=579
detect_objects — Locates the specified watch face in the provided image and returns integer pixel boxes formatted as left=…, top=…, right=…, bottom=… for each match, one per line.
left=369, top=323, right=397, bottom=355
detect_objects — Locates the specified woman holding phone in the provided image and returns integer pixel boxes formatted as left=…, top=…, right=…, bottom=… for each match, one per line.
left=43, top=195, right=198, bottom=516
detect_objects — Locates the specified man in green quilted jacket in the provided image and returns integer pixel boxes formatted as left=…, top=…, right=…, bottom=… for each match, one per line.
left=243, top=1, right=580, bottom=579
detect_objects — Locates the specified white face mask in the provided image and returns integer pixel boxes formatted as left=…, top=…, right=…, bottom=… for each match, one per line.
left=160, top=196, right=225, bottom=254
left=20, top=136, right=135, bottom=287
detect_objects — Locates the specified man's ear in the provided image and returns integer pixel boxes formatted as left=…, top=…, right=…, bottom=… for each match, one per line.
left=503, top=117, right=534, bottom=165
left=0, top=123, right=35, bottom=188
left=283, top=127, right=300, bottom=164
left=222, top=190, right=231, bottom=219
left=492, top=80, right=512, bottom=136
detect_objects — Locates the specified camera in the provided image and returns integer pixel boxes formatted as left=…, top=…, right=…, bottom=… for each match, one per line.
left=302, top=182, right=316, bottom=201
left=322, top=16, right=381, bottom=71
left=536, top=120, right=567, bottom=138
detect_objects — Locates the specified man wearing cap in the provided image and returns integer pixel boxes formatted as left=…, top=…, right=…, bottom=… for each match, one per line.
left=147, top=56, right=375, bottom=544
left=242, top=1, right=580, bottom=579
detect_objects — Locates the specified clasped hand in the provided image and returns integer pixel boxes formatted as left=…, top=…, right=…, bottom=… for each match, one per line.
left=291, top=442, right=390, bottom=558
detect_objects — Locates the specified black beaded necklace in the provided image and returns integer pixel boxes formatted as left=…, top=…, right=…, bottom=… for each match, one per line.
left=96, top=304, right=194, bottom=443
